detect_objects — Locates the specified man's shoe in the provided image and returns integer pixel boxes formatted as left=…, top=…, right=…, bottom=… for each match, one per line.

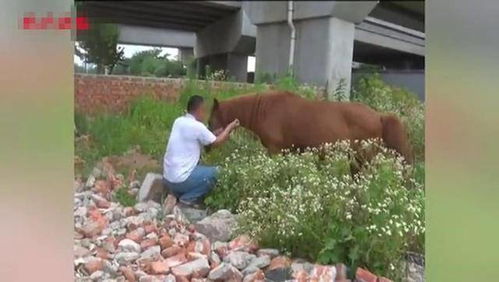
left=179, top=199, right=204, bottom=209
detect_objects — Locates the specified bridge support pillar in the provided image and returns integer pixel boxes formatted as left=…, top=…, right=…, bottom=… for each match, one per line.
left=194, top=10, right=255, bottom=82
left=197, top=53, right=247, bottom=82
left=178, top=47, right=194, bottom=65
left=255, top=16, right=354, bottom=99
left=244, top=1, right=377, bottom=99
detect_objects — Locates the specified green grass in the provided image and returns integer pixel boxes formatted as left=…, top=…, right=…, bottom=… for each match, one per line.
left=209, top=141, right=424, bottom=280
left=114, top=187, right=137, bottom=207
left=75, top=73, right=424, bottom=176
left=75, top=78, right=268, bottom=174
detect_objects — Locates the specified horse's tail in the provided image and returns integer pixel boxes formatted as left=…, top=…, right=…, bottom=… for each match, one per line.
left=380, top=114, right=413, bottom=164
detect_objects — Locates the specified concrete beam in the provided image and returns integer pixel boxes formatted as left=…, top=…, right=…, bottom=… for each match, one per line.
left=195, top=10, right=255, bottom=58
left=202, top=1, right=242, bottom=9
left=355, top=18, right=425, bottom=56
left=118, top=25, right=195, bottom=48
left=369, top=2, right=424, bottom=32
left=244, top=1, right=378, bottom=24
left=195, top=9, right=256, bottom=81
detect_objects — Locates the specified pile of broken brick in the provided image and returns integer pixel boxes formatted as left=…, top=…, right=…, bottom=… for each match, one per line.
left=74, top=168, right=395, bottom=281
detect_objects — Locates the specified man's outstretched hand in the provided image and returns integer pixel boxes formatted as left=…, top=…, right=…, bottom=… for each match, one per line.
left=229, top=119, right=240, bottom=130
left=213, top=119, right=239, bottom=136
left=211, top=119, right=240, bottom=147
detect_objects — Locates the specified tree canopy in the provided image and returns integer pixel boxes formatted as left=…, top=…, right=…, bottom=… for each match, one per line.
left=125, top=49, right=186, bottom=78
left=76, top=23, right=124, bottom=74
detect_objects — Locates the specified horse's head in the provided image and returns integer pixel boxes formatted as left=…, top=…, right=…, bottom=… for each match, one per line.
left=208, top=98, right=226, bottom=132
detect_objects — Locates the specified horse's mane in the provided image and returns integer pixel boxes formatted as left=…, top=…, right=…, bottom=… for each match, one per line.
left=223, top=90, right=296, bottom=101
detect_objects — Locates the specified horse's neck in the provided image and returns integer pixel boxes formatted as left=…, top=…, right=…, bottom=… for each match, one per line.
left=225, top=95, right=260, bottom=132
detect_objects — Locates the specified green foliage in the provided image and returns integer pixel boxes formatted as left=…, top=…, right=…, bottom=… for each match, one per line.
left=129, top=49, right=160, bottom=76
left=273, top=72, right=318, bottom=100
left=126, top=49, right=186, bottom=78
left=204, top=66, right=230, bottom=81
left=275, top=70, right=299, bottom=91
left=75, top=111, right=90, bottom=136
left=331, top=78, right=348, bottom=101
left=114, top=187, right=137, bottom=207
left=112, top=58, right=130, bottom=75
left=203, top=130, right=265, bottom=209
left=76, top=96, right=181, bottom=162
left=352, top=73, right=425, bottom=162
left=76, top=23, right=124, bottom=74
left=155, top=60, right=186, bottom=78
left=207, top=140, right=424, bottom=280
left=255, top=71, right=277, bottom=84
left=74, top=79, right=266, bottom=168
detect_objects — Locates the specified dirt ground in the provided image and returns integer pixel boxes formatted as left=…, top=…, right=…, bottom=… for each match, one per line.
left=75, top=145, right=161, bottom=181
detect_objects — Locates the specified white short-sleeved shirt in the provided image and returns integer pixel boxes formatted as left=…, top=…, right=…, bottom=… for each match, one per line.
left=163, top=113, right=217, bottom=183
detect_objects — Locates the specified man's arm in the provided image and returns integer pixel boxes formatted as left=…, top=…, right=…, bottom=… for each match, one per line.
left=210, top=119, right=239, bottom=147
left=212, top=128, right=224, bottom=136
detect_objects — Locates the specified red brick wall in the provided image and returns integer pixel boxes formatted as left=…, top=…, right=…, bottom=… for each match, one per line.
left=75, top=74, right=259, bottom=114
left=75, top=74, right=182, bottom=114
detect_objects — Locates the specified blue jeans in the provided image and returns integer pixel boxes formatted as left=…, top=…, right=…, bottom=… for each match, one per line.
left=163, top=165, right=219, bottom=203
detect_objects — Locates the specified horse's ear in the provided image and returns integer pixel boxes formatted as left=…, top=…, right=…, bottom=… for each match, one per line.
left=213, top=98, right=219, bottom=110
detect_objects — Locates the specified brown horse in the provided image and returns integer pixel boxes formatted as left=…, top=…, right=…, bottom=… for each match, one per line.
left=208, top=91, right=413, bottom=163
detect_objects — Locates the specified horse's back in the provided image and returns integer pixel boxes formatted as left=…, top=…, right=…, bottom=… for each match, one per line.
left=259, top=92, right=383, bottom=148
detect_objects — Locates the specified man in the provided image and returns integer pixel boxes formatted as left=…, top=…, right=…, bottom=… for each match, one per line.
left=163, top=95, right=239, bottom=207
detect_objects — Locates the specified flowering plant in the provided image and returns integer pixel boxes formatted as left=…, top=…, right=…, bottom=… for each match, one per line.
left=352, top=73, right=425, bottom=162
left=205, top=138, right=424, bottom=279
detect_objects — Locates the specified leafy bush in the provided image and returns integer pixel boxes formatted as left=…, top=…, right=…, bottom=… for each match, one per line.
left=255, top=71, right=318, bottom=100
left=352, top=73, right=425, bottom=162
left=127, top=49, right=186, bottom=78
left=154, top=60, right=186, bottom=78
left=205, top=68, right=230, bottom=81
left=207, top=139, right=424, bottom=279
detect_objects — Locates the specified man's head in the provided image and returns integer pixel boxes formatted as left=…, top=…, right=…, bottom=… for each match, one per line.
left=187, top=95, right=206, bottom=121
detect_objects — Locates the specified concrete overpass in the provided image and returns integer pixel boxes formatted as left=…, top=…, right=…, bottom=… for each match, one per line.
left=80, top=1, right=254, bottom=80
left=78, top=1, right=425, bottom=97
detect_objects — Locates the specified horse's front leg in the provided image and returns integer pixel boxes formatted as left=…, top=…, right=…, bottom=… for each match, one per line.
left=258, top=130, right=285, bottom=155
left=263, top=142, right=283, bottom=155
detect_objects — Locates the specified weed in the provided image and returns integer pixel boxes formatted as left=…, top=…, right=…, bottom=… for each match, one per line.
left=114, top=187, right=137, bottom=207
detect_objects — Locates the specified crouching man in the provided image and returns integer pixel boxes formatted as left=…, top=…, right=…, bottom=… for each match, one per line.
left=163, top=95, right=239, bottom=208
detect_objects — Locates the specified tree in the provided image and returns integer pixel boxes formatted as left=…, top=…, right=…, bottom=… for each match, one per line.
left=128, top=49, right=186, bottom=78
left=76, top=23, right=124, bottom=74
left=128, top=49, right=162, bottom=76
left=112, top=58, right=130, bottom=75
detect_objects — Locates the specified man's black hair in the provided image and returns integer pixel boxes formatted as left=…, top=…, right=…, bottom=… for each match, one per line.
left=187, top=95, right=204, bottom=113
